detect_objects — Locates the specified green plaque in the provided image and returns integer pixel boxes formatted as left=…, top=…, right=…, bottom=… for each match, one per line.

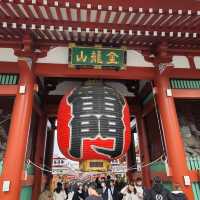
left=69, top=47, right=126, bottom=69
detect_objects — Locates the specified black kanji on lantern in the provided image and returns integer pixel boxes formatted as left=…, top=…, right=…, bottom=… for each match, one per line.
left=67, top=83, right=125, bottom=159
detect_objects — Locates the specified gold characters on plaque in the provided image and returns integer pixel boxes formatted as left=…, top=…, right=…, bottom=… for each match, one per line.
left=76, top=51, right=87, bottom=63
left=106, top=51, right=119, bottom=65
left=74, top=48, right=121, bottom=66
left=90, top=50, right=103, bottom=64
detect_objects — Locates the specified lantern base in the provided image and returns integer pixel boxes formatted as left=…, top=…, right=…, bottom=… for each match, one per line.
left=79, top=160, right=111, bottom=172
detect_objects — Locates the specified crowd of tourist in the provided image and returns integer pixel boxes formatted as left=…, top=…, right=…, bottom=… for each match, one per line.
left=38, top=176, right=187, bottom=200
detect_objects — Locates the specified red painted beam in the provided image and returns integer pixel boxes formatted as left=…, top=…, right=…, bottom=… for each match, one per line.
left=167, top=68, right=200, bottom=78
left=167, top=48, right=200, bottom=55
left=34, top=62, right=200, bottom=80
left=172, top=89, right=200, bottom=99
left=0, top=62, right=19, bottom=73
left=0, top=38, right=142, bottom=50
left=34, top=63, right=156, bottom=80
left=3, top=0, right=200, bottom=12
left=0, top=85, right=18, bottom=96
left=0, top=38, right=200, bottom=56
left=1, top=61, right=200, bottom=81
left=0, top=16, right=199, bottom=34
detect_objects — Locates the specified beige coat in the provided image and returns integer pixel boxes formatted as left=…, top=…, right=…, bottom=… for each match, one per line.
left=38, top=190, right=53, bottom=200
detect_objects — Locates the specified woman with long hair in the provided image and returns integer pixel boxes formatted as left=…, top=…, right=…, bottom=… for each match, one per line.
left=135, top=178, right=143, bottom=200
left=53, top=182, right=67, bottom=200
left=120, top=182, right=139, bottom=200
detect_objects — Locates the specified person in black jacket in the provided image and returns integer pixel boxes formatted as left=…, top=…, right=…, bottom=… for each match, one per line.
left=110, top=180, right=119, bottom=200
left=72, top=184, right=86, bottom=200
left=101, top=182, right=109, bottom=200
left=144, top=176, right=176, bottom=200
left=83, top=184, right=89, bottom=199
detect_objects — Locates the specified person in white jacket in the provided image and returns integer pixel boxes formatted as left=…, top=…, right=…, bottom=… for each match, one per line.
left=53, top=182, right=67, bottom=200
left=135, top=178, right=143, bottom=200
left=120, top=183, right=139, bottom=200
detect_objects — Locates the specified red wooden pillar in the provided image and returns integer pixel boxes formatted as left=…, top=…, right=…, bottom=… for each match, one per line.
left=32, top=115, right=47, bottom=200
left=0, top=58, right=34, bottom=200
left=135, top=110, right=151, bottom=188
left=155, top=74, right=194, bottom=200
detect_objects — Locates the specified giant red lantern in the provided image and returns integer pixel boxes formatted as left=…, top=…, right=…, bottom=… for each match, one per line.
left=57, top=82, right=131, bottom=164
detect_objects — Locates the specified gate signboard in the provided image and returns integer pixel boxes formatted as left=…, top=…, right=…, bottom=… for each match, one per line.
left=69, top=47, right=126, bottom=69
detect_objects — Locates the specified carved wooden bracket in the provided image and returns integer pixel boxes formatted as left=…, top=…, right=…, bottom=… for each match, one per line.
left=142, top=41, right=173, bottom=68
left=14, top=33, right=49, bottom=61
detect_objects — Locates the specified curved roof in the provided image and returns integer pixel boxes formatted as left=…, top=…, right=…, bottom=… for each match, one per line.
left=0, top=0, right=200, bottom=50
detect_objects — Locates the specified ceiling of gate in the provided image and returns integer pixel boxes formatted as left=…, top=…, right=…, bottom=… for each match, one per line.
left=0, top=0, right=200, bottom=50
